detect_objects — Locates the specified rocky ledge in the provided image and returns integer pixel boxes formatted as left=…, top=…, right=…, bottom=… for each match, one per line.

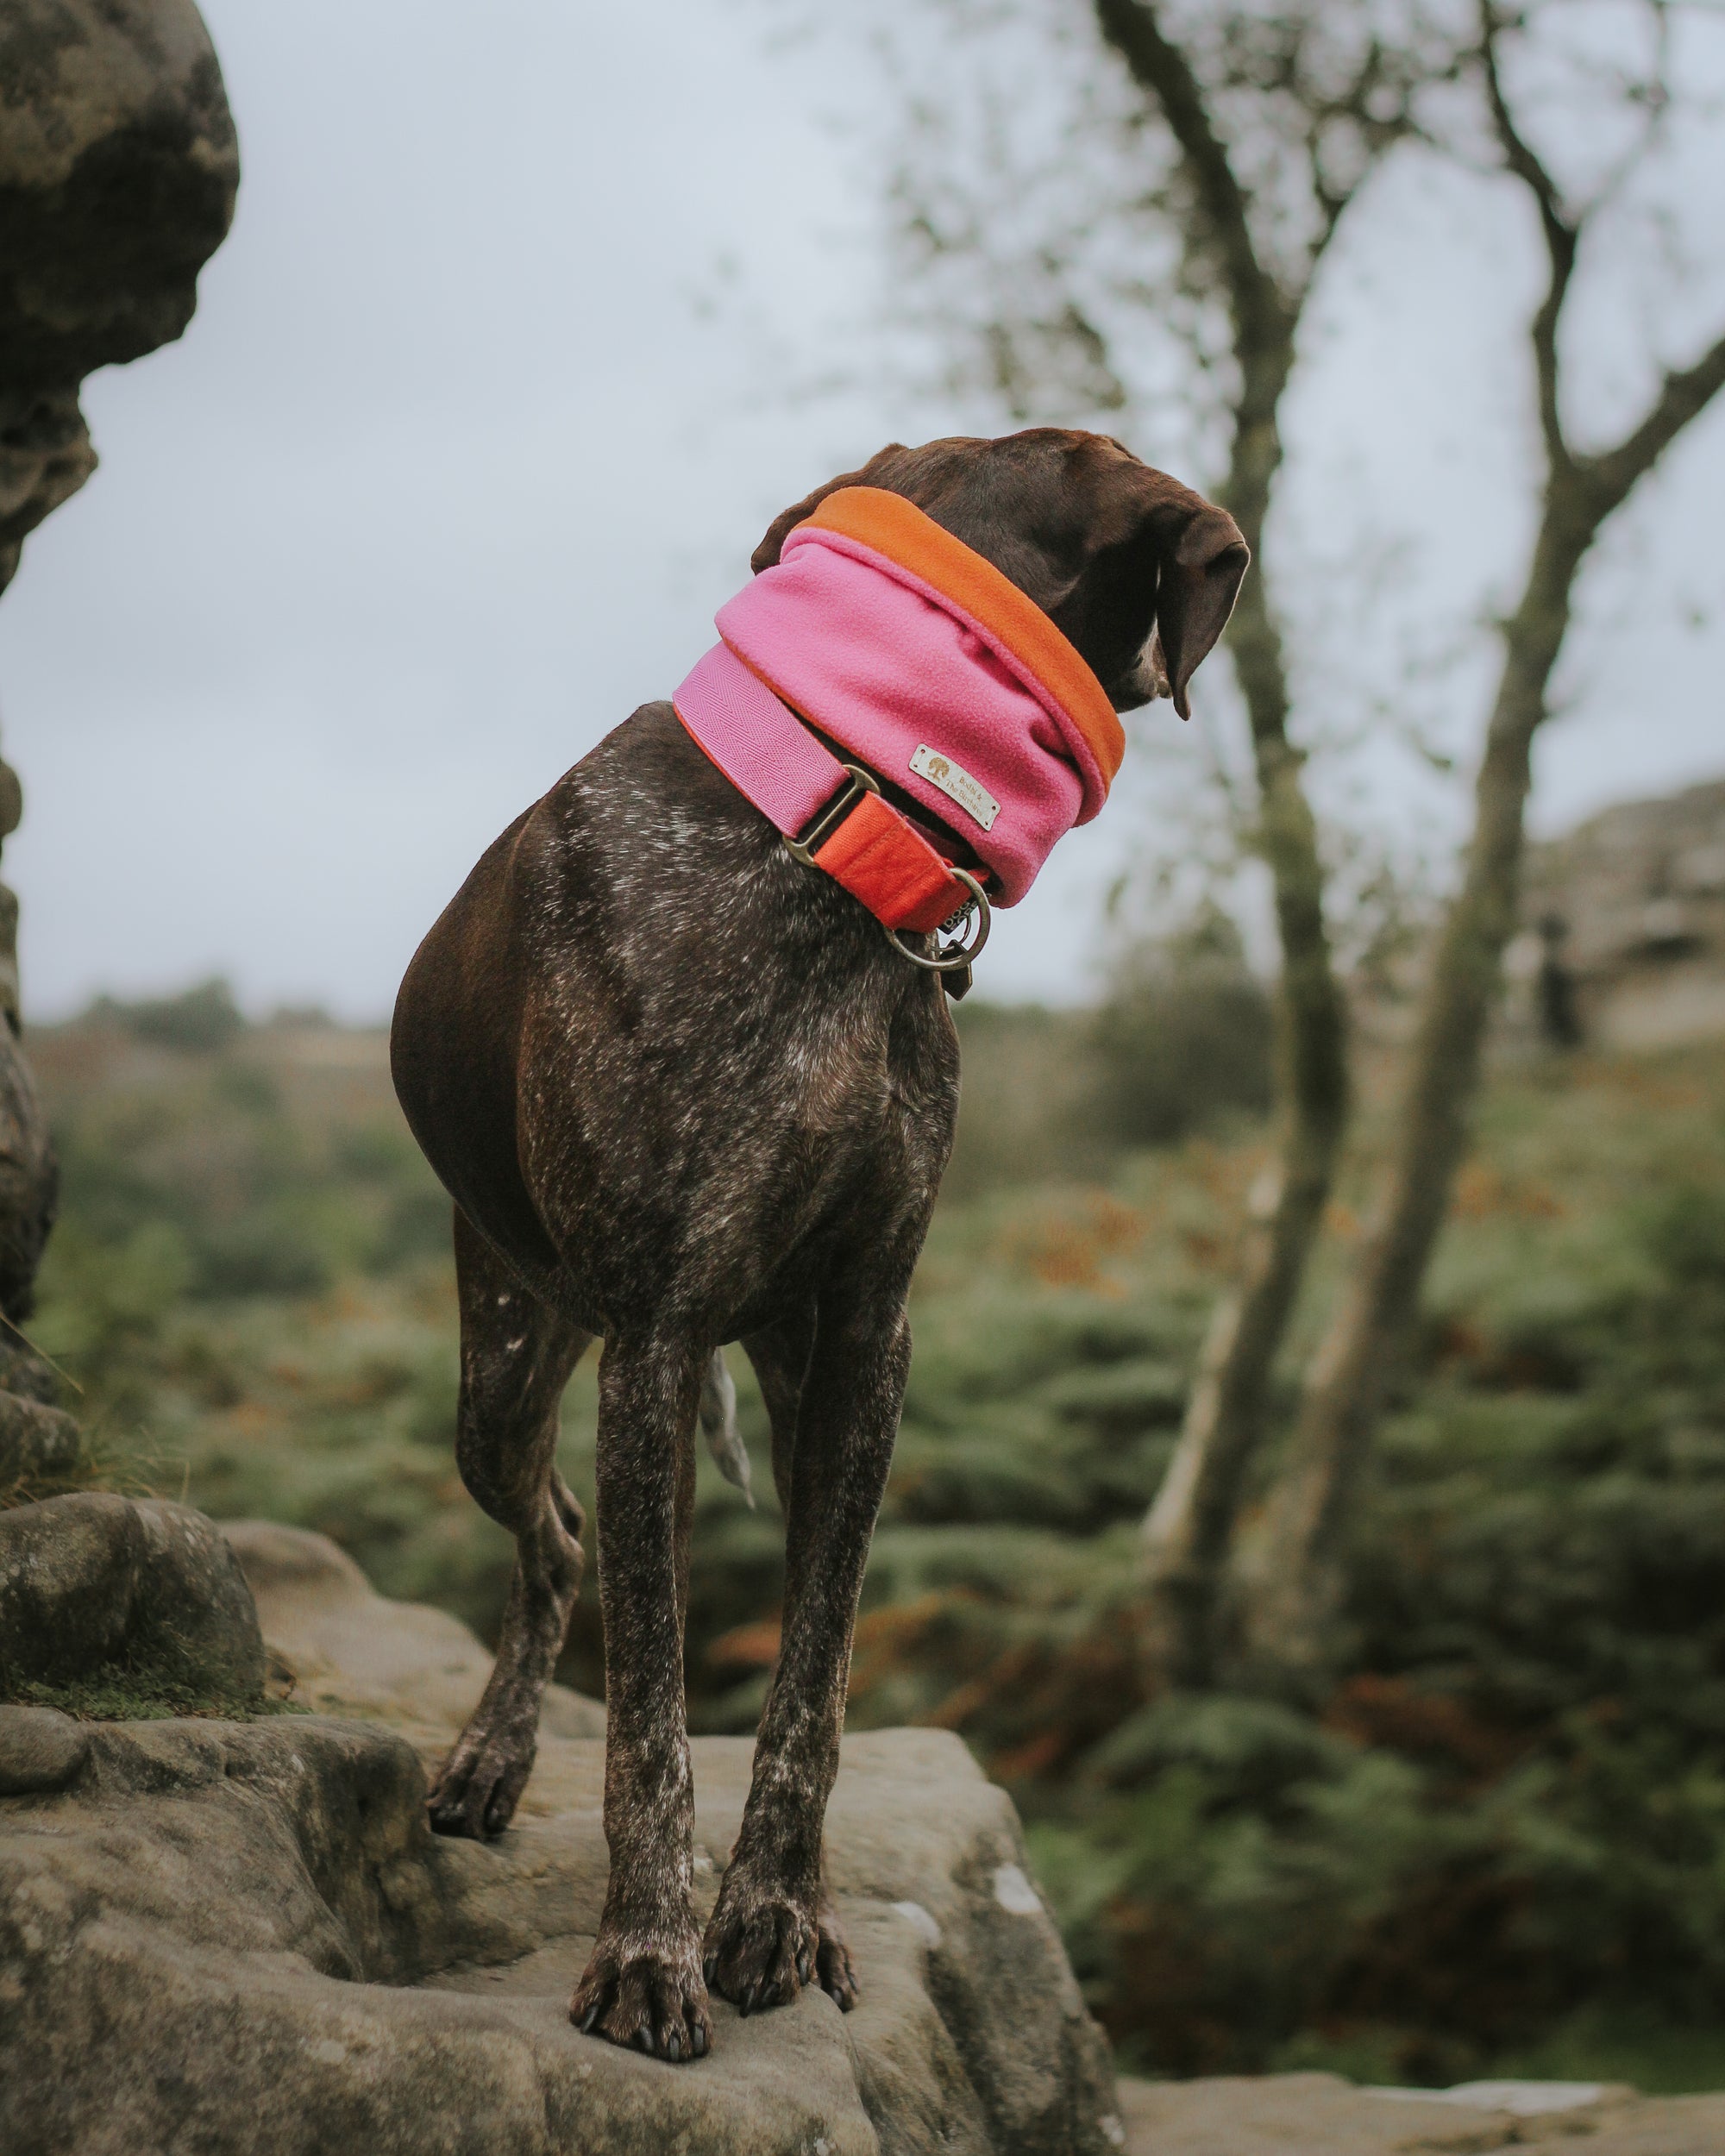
left=0, top=1513, right=1119, bottom=2155
left=5, top=1506, right=1721, bottom=2156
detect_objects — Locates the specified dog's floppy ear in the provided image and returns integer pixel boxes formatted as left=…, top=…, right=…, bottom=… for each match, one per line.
left=750, top=446, right=912, bottom=574
left=1156, top=505, right=1250, bottom=719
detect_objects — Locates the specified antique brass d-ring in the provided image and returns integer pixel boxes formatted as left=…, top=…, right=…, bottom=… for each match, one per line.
left=888, top=867, right=991, bottom=973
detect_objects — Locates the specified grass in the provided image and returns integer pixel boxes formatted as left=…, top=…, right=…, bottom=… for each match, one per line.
left=9, top=1674, right=304, bottom=1722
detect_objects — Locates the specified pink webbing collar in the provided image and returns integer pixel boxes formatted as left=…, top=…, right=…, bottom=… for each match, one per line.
left=673, top=643, right=975, bottom=938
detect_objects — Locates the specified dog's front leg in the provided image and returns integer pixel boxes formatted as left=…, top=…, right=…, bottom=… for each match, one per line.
left=704, top=1286, right=911, bottom=2015
left=569, top=1332, right=712, bottom=2063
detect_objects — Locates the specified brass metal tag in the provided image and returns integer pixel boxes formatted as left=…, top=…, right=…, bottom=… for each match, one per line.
left=910, top=744, right=1000, bottom=832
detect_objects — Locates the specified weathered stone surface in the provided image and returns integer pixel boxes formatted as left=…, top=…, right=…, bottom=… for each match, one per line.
left=0, top=1702, right=88, bottom=1794
left=0, top=1389, right=81, bottom=1492
left=0, top=880, right=56, bottom=1319
left=223, top=1517, right=606, bottom=1743
left=0, top=1520, right=1118, bottom=2153
left=0, top=0, right=239, bottom=589
left=0, top=0, right=235, bottom=1412
left=0, top=1492, right=265, bottom=1706
left=0, top=1388, right=78, bottom=1492
left=0, top=1719, right=1119, bottom=2154
left=1117, top=2071, right=1725, bottom=2155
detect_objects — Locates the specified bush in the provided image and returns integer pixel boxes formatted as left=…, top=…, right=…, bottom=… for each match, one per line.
left=1086, top=912, right=1274, bottom=1148
left=91, top=978, right=247, bottom=1054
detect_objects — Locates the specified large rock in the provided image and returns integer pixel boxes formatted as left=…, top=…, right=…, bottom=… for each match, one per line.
left=0, top=1652, right=1120, bottom=2153
left=0, top=0, right=236, bottom=1338
left=0, top=1492, right=265, bottom=1709
left=0, top=0, right=238, bottom=589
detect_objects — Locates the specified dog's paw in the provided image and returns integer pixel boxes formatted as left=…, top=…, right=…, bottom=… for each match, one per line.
left=701, top=1876, right=818, bottom=2017
left=815, top=1902, right=860, bottom=2012
left=570, top=1930, right=712, bottom=2063
left=425, top=1724, right=536, bottom=1840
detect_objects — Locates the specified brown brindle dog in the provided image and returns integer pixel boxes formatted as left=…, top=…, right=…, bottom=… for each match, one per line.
left=390, top=429, right=1247, bottom=2062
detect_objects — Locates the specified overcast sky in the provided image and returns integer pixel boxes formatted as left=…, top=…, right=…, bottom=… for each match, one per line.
left=2, top=0, right=1721, bottom=1021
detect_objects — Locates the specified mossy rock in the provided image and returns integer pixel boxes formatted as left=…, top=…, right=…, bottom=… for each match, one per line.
left=0, top=1388, right=85, bottom=1501
left=0, top=1493, right=265, bottom=1716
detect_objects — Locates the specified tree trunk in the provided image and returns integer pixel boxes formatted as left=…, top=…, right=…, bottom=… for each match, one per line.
left=1235, top=493, right=1594, bottom=1673
left=1217, top=0, right=1725, bottom=1679
left=1117, top=0, right=1725, bottom=1685
left=1138, top=348, right=1351, bottom=1686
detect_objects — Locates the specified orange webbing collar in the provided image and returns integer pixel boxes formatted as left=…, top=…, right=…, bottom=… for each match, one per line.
left=809, top=786, right=964, bottom=933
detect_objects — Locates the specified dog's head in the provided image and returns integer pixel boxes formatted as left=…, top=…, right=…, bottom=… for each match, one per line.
left=752, top=429, right=1248, bottom=719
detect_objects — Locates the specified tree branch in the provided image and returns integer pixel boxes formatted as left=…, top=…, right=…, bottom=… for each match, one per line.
left=1584, top=323, right=1725, bottom=513
left=1306, top=34, right=1433, bottom=266
left=1578, top=13, right=1672, bottom=229
left=1093, top=0, right=1292, bottom=357
left=1478, top=0, right=1578, bottom=475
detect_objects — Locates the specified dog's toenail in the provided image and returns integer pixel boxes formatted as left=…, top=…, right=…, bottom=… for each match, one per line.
left=665, top=2031, right=681, bottom=2061
left=579, top=2005, right=599, bottom=2034
left=703, top=1954, right=717, bottom=1986
left=693, top=2025, right=707, bottom=2057
left=636, top=2028, right=653, bottom=2054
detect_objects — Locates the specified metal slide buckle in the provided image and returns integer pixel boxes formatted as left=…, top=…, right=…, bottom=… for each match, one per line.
left=888, top=866, right=992, bottom=975
left=783, top=763, right=881, bottom=868
left=784, top=763, right=991, bottom=980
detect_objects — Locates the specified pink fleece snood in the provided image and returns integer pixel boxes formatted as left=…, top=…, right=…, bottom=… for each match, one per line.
left=712, top=522, right=1114, bottom=907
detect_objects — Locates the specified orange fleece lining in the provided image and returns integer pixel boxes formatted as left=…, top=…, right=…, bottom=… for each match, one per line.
left=804, top=487, right=1126, bottom=787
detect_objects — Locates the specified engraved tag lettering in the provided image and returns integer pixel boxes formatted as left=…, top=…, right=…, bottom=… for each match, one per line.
left=910, top=744, right=1000, bottom=831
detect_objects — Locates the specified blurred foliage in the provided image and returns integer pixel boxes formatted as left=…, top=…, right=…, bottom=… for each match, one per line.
left=19, top=978, right=1725, bottom=2091
left=85, top=976, right=248, bottom=1055
left=1085, top=907, right=1274, bottom=1150
left=943, top=913, right=1275, bottom=1194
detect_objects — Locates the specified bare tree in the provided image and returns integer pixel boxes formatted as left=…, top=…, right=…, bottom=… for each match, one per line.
left=1090, top=3, right=1446, bottom=1689
left=870, top=0, right=1462, bottom=1683
left=1238, top=0, right=1725, bottom=1668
